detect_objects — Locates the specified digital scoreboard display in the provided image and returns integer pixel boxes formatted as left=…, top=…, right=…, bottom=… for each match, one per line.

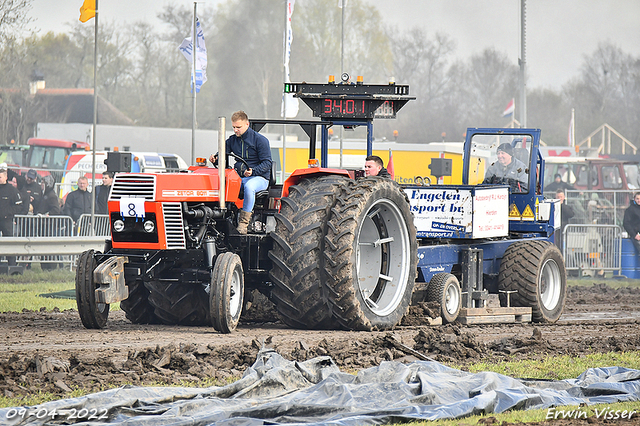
left=284, top=81, right=413, bottom=120
left=303, top=98, right=397, bottom=119
left=323, top=98, right=368, bottom=117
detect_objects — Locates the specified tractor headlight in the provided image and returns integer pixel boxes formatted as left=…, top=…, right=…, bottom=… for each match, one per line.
left=143, top=220, right=155, bottom=233
left=113, top=219, right=125, bottom=232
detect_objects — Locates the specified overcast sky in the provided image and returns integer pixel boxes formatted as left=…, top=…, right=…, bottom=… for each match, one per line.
left=29, top=0, right=640, bottom=90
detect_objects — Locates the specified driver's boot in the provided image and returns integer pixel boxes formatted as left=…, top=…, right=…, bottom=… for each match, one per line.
left=237, top=210, right=252, bottom=234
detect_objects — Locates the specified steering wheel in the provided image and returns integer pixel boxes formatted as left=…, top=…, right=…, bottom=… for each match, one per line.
left=230, top=153, right=250, bottom=176
left=211, top=153, right=250, bottom=175
left=212, top=152, right=250, bottom=177
left=484, top=175, right=528, bottom=192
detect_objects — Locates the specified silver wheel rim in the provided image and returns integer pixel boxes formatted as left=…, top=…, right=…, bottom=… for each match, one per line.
left=355, top=198, right=411, bottom=317
left=539, top=258, right=561, bottom=310
left=229, top=264, right=242, bottom=317
left=445, top=281, right=460, bottom=315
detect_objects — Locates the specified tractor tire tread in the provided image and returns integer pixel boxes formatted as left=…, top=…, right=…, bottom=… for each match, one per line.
left=323, top=178, right=417, bottom=331
left=75, top=250, right=109, bottom=329
left=268, top=175, right=349, bottom=329
left=499, top=240, right=566, bottom=323
left=145, top=280, right=210, bottom=325
left=120, top=280, right=160, bottom=324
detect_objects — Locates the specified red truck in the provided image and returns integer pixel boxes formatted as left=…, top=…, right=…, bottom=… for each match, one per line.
left=24, top=138, right=90, bottom=177
left=11, top=138, right=91, bottom=181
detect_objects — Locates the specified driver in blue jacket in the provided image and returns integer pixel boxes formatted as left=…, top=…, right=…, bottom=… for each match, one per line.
left=210, top=110, right=272, bottom=234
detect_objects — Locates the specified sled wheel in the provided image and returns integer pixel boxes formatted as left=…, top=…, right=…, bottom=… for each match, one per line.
left=427, top=273, right=461, bottom=323
left=499, top=240, right=567, bottom=323
left=75, top=250, right=109, bottom=329
left=324, top=178, right=418, bottom=330
left=210, top=252, right=244, bottom=333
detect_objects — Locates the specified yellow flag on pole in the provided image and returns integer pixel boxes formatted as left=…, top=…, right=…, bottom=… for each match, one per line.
left=79, top=0, right=96, bottom=22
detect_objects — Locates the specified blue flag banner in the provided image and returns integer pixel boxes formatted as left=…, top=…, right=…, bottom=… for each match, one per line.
left=178, top=17, right=208, bottom=93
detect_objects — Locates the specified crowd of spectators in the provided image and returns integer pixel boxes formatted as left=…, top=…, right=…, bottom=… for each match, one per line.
left=0, top=164, right=114, bottom=270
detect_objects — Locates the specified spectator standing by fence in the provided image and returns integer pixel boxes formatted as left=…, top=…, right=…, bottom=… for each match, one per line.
left=14, top=173, right=30, bottom=215
left=36, top=175, right=64, bottom=270
left=37, top=175, right=61, bottom=215
left=0, top=163, right=23, bottom=267
left=556, top=189, right=575, bottom=229
left=555, top=189, right=574, bottom=251
left=546, top=173, right=573, bottom=193
left=23, top=169, right=42, bottom=213
left=623, top=192, right=640, bottom=254
left=63, top=176, right=92, bottom=222
left=94, top=171, right=112, bottom=214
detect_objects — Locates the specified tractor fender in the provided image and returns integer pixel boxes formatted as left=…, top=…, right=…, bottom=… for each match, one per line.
left=282, top=168, right=351, bottom=198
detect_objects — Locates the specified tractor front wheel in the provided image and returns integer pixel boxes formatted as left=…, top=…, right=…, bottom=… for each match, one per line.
left=210, top=252, right=244, bottom=333
left=75, top=250, right=109, bottom=329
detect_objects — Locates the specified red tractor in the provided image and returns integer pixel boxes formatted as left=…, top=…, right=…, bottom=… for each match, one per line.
left=77, top=79, right=565, bottom=333
left=76, top=81, right=417, bottom=332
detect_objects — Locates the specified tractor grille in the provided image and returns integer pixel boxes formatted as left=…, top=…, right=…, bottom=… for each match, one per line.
left=162, top=202, right=186, bottom=249
left=110, top=174, right=156, bottom=200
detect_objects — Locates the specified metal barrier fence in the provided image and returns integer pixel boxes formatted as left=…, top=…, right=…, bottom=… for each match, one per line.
left=76, top=214, right=111, bottom=236
left=14, top=214, right=111, bottom=237
left=14, top=215, right=74, bottom=238
left=11, top=214, right=110, bottom=269
left=548, top=189, right=635, bottom=227
left=563, top=224, right=622, bottom=275
left=13, top=215, right=75, bottom=269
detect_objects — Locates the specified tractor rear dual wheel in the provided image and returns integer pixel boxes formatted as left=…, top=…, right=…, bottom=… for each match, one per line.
left=323, top=178, right=418, bottom=331
left=120, top=280, right=159, bottom=324
left=145, top=280, right=210, bottom=326
left=498, top=240, right=566, bottom=323
left=268, top=175, right=349, bottom=329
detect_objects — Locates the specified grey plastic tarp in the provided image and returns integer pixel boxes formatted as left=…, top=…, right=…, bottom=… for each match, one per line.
left=2, top=349, right=639, bottom=425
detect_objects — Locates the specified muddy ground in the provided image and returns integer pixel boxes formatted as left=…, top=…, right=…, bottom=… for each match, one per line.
left=1, top=283, right=640, bottom=413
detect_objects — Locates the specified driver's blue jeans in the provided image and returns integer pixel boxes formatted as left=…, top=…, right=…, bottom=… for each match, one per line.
left=241, top=176, right=268, bottom=212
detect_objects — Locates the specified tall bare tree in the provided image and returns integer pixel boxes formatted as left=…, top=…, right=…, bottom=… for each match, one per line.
left=207, top=0, right=284, bottom=119
left=382, top=28, right=457, bottom=142
left=0, top=0, right=32, bottom=42
left=564, top=42, right=640, bottom=149
left=293, top=0, right=392, bottom=83
left=526, top=88, right=568, bottom=146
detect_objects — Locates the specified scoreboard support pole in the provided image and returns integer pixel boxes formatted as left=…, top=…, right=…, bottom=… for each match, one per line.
left=320, top=119, right=374, bottom=168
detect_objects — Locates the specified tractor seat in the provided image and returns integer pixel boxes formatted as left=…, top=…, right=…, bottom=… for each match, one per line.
left=238, top=162, right=276, bottom=205
left=513, top=147, right=530, bottom=166
left=254, top=162, right=277, bottom=204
